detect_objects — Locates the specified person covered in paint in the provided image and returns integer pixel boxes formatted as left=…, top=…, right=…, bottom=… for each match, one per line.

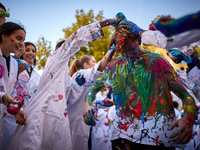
left=2, top=42, right=41, bottom=150
left=67, top=50, right=115, bottom=149
left=0, top=22, right=27, bottom=149
left=83, top=12, right=196, bottom=149
left=8, top=18, right=122, bottom=150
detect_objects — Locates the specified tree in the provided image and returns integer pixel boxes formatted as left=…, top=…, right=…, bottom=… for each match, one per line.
left=62, top=9, right=115, bottom=62
left=36, top=36, right=52, bottom=70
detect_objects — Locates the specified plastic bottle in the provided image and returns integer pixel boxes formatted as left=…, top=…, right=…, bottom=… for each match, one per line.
left=7, top=96, right=24, bottom=115
left=0, top=9, right=10, bottom=17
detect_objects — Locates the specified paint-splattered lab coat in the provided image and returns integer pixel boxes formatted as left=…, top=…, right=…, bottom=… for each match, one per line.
left=3, top=69, right=41, bottom=150
left=86, top=49, right=194, bottom=148
left=8, top=21, right=104, bottom=150
left=67, top=61, right=103, bottom=150
left=0, top=48, right=18, bottom=149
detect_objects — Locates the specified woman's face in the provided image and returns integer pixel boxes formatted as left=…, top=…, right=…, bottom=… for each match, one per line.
left=22, top=44, right=36, bottom=65
left=84, top=57, right=96, bottom=69
left=2, top=29, right=26, bottom=56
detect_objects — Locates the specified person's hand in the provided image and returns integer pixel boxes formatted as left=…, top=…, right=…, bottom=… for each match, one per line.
left=83, top=104, right=97, bottom=126
left=100, top=15, right=125, bottom=28
left=17, top=63, right=27, bottom=76
left=15, top=44, right=25, bottom=58
left=169, top=49, right=192, bottom=64
left=0, top=12, right=6, bottom=26
left=120, top=21, right=144, bottom=36
left=2, top=94, right=16, bottom=107
left=15, top=110, right=27, bottom=125
left=168, top=114, right=194, bottom=144
left=107, top=44, right=116, bottom=61
left=95, top=98, right=114, bottom=107
left=192, top=56, right=200, bottom=68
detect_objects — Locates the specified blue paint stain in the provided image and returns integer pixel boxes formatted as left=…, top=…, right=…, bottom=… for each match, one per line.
left=141, top=112, right=144, bottom=128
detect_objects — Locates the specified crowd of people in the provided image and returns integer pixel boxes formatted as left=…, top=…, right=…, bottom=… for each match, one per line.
left=0, top=2, right=200, bottom=150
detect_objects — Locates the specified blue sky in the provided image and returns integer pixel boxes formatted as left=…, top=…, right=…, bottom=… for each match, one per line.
left=1, top=0, right=200, bottom=50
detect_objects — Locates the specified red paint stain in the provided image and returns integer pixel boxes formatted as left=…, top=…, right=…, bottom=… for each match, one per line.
left=58, top=94, right=63, bottom=100
left=155, top=136, right=159, bottom=146
left=11, top=38, right=14, bottom=42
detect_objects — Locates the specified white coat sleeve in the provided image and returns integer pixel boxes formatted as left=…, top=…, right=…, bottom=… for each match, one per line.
left=56, top=21, right=104, bottom=62
left=141, top=29, right=200, bottom=49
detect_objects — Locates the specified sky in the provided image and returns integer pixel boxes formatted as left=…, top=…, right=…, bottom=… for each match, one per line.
left=2, top=0, right=200, bottom=50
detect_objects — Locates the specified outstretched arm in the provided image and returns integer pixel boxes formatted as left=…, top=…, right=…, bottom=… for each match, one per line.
left=159, top=57, right=196, bottom=144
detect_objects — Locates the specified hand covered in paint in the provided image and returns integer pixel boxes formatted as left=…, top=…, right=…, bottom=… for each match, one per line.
left=75, top=74, right=86, bottom=86
left=95, top=98, right=114, bottom=107
left=83, top=104, right=97, bottom=126
left=0, top=11, right=6, bottom=26
left=1, top=94, right=16, bottom=107
left=120, top=21, right=144, bottom=36
left=168, top=114, right=194, bottom=144
left=168, top=48, right=192, bottom=64
left=15, top=110, right=27, bottom=125
left=100, top=15, right=125, bottom=28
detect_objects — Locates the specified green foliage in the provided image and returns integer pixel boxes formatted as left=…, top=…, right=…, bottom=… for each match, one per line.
left=62, top=9, right=115, bottom=62
left=36, top=36, right=52, bottom=70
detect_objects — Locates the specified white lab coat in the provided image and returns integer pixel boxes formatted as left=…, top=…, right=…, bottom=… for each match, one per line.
left=67, top=61, right=103, bottom=150
left=141, top=29, right=200, bottom=50
left=2, top=68, right=40, bottom=150
left=91, top=92, right=112, bottom=150
left=0, top=48, right=18, bottom=149
left=8, top=21, right=104, bottom=150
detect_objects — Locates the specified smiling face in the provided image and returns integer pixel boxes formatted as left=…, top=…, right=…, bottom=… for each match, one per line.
left=84, top=56, right=96, bottom=69
left=1, top=29, right=26, bottom=57
left=22, top=44, right=36, bottom=65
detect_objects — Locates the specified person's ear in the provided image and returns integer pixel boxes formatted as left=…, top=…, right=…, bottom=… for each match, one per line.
left=83, top=62, right=87, bottom=69
left=2, top=34, right=7, bottom=42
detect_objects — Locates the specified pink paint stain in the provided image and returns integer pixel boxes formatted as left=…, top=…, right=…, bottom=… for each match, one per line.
left=11, top=38, right=15, bottom=42
left=0, top=65, right=5, bottom=79
left=64, top=111, right=68, bottom=117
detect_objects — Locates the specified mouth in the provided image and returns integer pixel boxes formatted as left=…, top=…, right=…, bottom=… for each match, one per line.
left=15, top=45, right=22, bottom=51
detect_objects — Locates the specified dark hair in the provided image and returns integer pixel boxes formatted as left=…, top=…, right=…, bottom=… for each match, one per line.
left=0, top=3, right=6, bottom=11
left=55, top=40, right=65, bottom=50
left=0, top=22, right=26, bottom=43
left=173, top=101, right=179, bottom=109
left=20, top=42, right=37, bottom=66
left=69, top=55, right=93, bottom=77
